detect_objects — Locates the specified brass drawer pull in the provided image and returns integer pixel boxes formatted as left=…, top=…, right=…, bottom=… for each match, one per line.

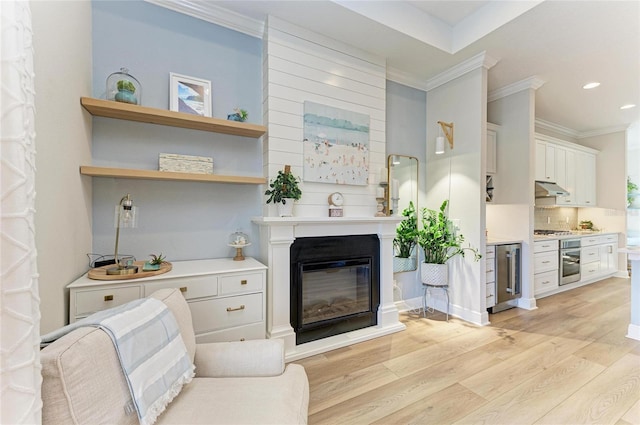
left=179, top=287, right=187, bottom=292
left=241, top=279, right=247, bottom=285
left=104, top=295, right=114, bottom=301
left=226, top=305, right=245, bottom=312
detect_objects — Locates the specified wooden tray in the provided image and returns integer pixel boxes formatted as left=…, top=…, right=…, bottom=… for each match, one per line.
left=88, top=261, right=172, bottom=281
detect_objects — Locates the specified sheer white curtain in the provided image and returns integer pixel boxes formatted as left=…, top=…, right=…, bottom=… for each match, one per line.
left=1, top=1, right=42, bottom=423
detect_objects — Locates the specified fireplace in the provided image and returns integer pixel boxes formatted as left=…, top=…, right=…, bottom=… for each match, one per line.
left=290, top=235, right=380, bottom=344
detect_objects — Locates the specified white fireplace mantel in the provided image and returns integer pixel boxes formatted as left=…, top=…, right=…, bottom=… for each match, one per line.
left=253, top=216, right=406, bottom=361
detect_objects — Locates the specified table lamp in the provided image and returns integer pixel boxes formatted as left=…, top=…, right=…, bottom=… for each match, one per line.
left=106, top=194, right=138, bottom=275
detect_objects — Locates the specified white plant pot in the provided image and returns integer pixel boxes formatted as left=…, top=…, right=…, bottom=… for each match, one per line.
left=393, top=256, right=417, bottom=273
left=277, top=198, right=295, bottom=217
left=421, top=263, right=448, bottom=286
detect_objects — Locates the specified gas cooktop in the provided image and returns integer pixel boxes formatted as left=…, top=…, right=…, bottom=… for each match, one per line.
left=534, top=229, right=573, bottom=236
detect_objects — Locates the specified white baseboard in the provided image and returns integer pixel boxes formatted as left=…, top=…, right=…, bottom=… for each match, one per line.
left=627, top=323, right=640, bottom=341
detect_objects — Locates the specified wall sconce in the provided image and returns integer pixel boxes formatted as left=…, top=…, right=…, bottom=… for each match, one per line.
left=106, top=194, right=138, bottom=275
left=436, top=121, right=454, bottom=154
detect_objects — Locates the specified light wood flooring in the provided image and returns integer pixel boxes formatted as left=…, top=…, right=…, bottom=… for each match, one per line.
left=293, top=277, right=640, bottom=425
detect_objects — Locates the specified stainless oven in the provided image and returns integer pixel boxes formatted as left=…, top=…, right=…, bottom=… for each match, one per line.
left=560, top=238, right=581, bottom=285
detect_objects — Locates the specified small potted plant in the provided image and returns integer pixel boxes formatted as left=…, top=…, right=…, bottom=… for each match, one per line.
left=143, top=253, right=166, bottom=271
left=115, top=79, right=138, bottom=104
left=417, top=200, right=481, bottom=286
left=264, top=165, right=302, bottom=216
left=393, top=201, right=418, bottom=272
left=579, top=220, right=594, bottom=230
left=628, top=177, right=639, bottom=208
left=227, top=108, right=248, bottom=122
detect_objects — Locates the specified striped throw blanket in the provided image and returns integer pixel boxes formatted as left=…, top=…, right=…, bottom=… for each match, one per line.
left=41, top=298, right=195, bottom=425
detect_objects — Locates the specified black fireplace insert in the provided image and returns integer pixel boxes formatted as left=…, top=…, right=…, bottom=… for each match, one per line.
left=290, top=234, right=380, bottom=345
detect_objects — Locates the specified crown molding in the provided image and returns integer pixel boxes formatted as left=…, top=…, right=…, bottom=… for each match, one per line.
left=488, top=76, right=546, bottom=102
left=535, top=118, right=580, bottom=139
left=386, top=67, right=428, bottom=91
left=144, top=0, right=264, bottom=38
left=577, top=125, right=630, bottom=139
left=425, top=51, right=498, bottom=92
left=535, top=118, right=629, bottom=139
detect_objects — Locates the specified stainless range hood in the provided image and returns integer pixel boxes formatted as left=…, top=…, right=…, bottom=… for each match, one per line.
left=535, top=181, right=570, bottom=198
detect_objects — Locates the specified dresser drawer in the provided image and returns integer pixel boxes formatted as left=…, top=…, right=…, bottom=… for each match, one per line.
left=534, top=270, right=559, bottom=294
left=189, top=293, right=263, bottom=334
left=581, top=246, right=599, bottom=264
left=219, top=272, right=263, bottom=295
left=74, top=285, right=142, bottom=317
left=145, top=275, right=218, bottom=299
left=195, top=322, right=265, bottom=344
left=534, top=251, right=558, bottom=273
left=534, top=240, right=558, bottom=254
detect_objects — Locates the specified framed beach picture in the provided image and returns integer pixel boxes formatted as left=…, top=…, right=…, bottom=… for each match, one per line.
left=169, top=73, right=212, bottom=117
left=303, top=101, right=370, bottom=186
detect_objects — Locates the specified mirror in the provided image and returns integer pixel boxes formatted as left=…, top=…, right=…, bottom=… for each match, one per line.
left=388, top=155, right=419, bottom=272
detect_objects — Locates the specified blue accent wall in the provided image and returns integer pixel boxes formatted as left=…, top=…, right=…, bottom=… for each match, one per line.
left=90, top=1, right=264, bottom=262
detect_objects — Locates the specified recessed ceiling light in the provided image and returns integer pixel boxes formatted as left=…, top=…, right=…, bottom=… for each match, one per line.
left=620, top=104, right=636, bottom=110
left=582, top=82, right=600, bottom=89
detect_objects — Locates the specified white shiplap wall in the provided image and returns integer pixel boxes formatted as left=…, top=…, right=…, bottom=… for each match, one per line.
left=263, top=16, right=387, bottom=217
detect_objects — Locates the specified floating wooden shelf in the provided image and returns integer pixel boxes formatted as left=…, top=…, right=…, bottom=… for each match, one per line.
left=80, top=166, right=266, bottom=185
left=80, top=97, right=267, bottom=138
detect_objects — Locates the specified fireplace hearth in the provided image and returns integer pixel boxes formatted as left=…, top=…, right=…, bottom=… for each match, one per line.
left=290, top=235, right=380, bottom=344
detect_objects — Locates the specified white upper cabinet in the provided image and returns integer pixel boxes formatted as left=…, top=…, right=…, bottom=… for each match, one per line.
left=486, top=128, right=497, bottom=174
left=535, top=134, right=598, bottom=207
left=535, top=140, right=555, bottom=182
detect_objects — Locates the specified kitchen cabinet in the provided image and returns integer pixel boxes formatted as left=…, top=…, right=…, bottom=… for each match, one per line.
left=79, top=97, right=267, bottom=185
left=485, top=246, right=496, bottom=308
left=68, top=258, right=267, bottom=343
left=486, top=126, right=497, bottom=175
left=535, top=134, right=598, bottom=207
left=533, top=239, right=559, bottom=296
left=580, top=234, right=618, bottom=280
left=575, top=151, right=596, bottom=206
left=535, top=140, right=555, bottom=182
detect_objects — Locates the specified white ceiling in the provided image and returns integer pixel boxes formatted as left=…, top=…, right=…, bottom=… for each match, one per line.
left=152, top=0, right=640, bottom=137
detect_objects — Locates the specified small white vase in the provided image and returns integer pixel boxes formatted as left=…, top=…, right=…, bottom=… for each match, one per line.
left=277, top=198, right=295, bottom=217
left=421, top=263, right=448, bottom=286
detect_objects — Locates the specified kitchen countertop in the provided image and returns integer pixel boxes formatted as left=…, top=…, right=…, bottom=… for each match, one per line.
left=487, top=238, right=525, bottom=246
left=533, top=231, right=618, bottom=241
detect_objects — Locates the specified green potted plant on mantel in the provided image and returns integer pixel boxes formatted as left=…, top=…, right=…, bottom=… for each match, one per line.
left=393, top=201, right=418, bottom=272
left=264, top=165, right=302, bottom=217
left=417, top=200, right=481, bottom=286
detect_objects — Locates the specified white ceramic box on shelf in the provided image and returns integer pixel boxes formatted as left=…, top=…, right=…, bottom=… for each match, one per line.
left=68, top=258, right=267, bottom=343
left=485, top=246, right=496, bottom=308
left=533, top=239, right=559, bottom=296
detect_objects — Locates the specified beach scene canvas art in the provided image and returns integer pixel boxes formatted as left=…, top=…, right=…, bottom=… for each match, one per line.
left=303, top=102, right=370, bottom=186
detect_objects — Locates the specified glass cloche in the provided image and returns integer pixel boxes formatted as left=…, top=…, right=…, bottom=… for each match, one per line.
left=228, top=230, right=251, bottom=261
left=106, top=67, right=141, bottom=105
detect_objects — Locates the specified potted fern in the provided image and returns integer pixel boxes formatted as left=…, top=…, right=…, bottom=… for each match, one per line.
left=393, top=201, right=418, bottom=272
left=417, top=200, right=481, bottom=286
left=264, top=165, right=302, bottom=216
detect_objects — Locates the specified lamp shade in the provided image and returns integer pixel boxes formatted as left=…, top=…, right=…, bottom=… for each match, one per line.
left=435, top=136, right=445, bottom=155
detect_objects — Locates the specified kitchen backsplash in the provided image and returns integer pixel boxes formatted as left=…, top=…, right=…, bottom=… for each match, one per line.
left=534, top=207, right=579, bottom=230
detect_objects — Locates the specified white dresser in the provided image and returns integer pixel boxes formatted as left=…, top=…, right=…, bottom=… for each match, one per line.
left=67, top=258, right=267, bottom=343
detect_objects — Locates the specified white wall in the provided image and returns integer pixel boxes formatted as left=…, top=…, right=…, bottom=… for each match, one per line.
left=33, top=1, right=93, bottom=333
left=263, top=16, right=386, bottom=218
left=487, top=88, right=537, bottom=307
left=426, top=67, right=486, bottom=324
